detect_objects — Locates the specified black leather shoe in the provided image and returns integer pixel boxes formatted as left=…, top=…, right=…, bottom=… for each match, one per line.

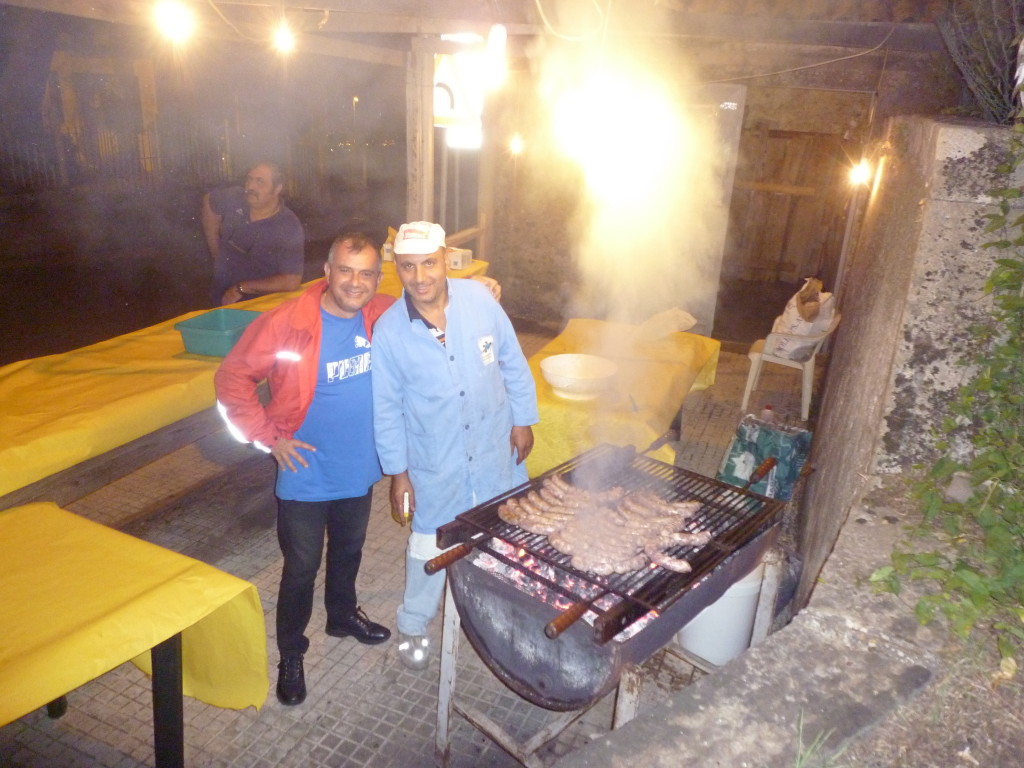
left=276, top=653, right=306, bottom=706
left=326, top=606, right=391, bottom=645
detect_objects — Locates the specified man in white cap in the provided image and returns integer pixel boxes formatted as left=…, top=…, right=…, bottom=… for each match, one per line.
left=372, top=221, right=538, bottom=670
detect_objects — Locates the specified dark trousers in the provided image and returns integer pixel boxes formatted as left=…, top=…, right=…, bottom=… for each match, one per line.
left=276, top=490, right=372, bottom=655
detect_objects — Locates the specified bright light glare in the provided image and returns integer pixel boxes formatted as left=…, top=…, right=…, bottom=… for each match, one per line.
left=508, top=133, right=525, bottom=155
left=441, top=32, right=484, bottom=44
left=850, top=160, right=871, bottom=186
left=446, top=123, right=483, bottom=150
left=485, top=25, right=508, bottom=90
left=273, top=19, right=295, bottom=54
left=153, top=1, right=195, bottom=44
left=551, top=66, right=684, bottom=209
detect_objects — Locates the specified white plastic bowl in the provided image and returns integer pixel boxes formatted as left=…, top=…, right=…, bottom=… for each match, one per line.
left=539, top=353, right=618, bottom=401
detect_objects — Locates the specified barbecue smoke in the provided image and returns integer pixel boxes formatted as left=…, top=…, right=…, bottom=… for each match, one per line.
left=528, top=1, right=730, bottom=334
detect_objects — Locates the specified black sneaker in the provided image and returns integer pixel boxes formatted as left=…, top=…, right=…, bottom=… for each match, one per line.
left=326, top=606, right=391, bottom=644
left=276, top=653, right=306, bottom=706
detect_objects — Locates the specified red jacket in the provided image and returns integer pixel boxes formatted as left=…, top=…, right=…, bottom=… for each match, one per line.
left=214, top=281, right=395, bottom=450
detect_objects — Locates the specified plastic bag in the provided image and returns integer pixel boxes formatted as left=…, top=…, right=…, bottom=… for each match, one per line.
left=771, top=277, right=835, bottom=359
left=717, top=416, right=812, bottom=501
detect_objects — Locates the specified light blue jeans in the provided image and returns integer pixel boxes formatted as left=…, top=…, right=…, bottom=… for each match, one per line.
left=396, top=532, right=447, bottom=636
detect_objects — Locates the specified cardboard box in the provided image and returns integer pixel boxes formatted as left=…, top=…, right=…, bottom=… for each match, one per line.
left=447, top=247, right=473, bottom=270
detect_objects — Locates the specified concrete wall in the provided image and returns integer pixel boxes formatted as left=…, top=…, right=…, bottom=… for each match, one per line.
left=797, top=116, right=1017, bottom=606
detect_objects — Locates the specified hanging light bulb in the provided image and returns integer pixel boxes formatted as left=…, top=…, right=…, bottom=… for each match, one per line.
left=153, top=1, right=196, bottom=44
left=273, top=18, right=296, bottom=54
left=849, top=160, right=871, bottom=186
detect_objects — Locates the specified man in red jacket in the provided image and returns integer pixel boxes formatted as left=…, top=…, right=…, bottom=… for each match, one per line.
left=215, top=232, right=394, bottom=706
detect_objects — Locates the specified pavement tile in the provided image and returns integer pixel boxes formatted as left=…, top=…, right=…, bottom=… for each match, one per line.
left=0, top=337, right=820, bottom=767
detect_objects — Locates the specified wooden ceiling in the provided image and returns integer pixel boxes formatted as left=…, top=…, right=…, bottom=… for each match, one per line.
left=0, top=0, right=946, bottom=66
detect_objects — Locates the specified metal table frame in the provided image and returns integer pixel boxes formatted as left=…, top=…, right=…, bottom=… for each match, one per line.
left=45, top=633, right=185, bottom=768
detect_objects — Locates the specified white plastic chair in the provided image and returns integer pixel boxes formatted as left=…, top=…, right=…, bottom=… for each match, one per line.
left=740, top=312, right=841, bottom=421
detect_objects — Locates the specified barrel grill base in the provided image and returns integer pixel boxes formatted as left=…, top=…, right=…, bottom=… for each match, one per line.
left=448, top=529, right=774, bottom=712
left=435, top=582, right=644, bottom=768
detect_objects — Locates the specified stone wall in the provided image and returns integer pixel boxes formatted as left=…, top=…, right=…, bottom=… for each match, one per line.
left=797, top=116, right=1019, bottom=606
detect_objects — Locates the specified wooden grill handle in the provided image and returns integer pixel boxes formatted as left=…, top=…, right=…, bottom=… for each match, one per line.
left=545, top=596, right=601, bottom=639
left=744, top=457, right=777, bottom=489
left=424, top=542, right=476, bottom=574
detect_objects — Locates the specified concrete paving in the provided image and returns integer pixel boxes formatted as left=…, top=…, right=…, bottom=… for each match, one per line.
left=0, top=334, right=816, bottom=768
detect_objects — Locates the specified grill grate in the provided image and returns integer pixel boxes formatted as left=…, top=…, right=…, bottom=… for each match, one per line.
left=438, top=444, right=786, bottom=642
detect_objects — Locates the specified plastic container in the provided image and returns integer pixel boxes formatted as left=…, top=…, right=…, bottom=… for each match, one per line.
left=174, top=308, right=259, bottom=357
left=676, top=561, right=764, bottom=665
left=760, top=404, right=775, bottom=423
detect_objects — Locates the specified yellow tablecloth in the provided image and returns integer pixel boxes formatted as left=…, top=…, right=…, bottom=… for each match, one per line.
left=0, top=261, right=488, bottom=499
left=526, top=319, right=720, bottom=476
left=0, top=503, right=268, bottom=725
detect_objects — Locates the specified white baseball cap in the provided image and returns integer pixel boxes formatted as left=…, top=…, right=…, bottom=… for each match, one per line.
left=393, top=221, right=446, bottom=255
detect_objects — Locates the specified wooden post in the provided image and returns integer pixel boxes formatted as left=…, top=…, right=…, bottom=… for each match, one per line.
left=475, top=96, right=498, bottom=263
left=406, top=39, right=436, bottom=222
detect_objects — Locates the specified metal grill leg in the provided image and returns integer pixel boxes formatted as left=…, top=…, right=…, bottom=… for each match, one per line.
left=435, top=578, right=604, bottom=767
left=612, top=665, right=641, bottom=728
left=436, top=580, right=459, bottom=767
left=751, top=548, right=783, bottom=644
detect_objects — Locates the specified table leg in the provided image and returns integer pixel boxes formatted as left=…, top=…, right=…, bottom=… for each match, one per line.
left=151, top=632, right=184, bottom=768
left=45, top=696, right=68, bottom=718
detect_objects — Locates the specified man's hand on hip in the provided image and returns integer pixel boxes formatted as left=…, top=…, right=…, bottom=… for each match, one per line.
left=271, top=437, right=316, bottom=472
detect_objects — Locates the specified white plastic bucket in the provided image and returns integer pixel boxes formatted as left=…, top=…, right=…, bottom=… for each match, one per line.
left=676, top=561, right=764, bottom=666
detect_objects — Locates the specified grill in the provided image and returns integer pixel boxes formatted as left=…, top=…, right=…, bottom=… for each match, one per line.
left=429, top=444, right=786, bottom=712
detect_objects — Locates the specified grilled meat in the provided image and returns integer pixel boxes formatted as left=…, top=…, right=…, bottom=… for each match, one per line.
left=497, top=475, right=709, bottom=575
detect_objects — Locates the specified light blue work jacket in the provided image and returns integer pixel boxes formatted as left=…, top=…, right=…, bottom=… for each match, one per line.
left=372, top=279, right=539, bottom=534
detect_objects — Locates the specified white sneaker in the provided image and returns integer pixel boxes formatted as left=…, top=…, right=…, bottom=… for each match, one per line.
left=397, top=632, right=430, bottom=670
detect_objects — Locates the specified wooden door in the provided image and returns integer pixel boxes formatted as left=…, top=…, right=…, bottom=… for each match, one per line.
left=725, top=128, right=851, bottom=286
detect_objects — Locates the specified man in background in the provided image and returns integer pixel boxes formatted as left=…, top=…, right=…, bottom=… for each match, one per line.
left=202, top=161, right=304, bottom=306
left=371, top=221, right=538, bottom=671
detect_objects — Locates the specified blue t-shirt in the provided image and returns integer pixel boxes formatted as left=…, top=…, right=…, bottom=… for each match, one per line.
left=276, top=310, right=381, bottom=501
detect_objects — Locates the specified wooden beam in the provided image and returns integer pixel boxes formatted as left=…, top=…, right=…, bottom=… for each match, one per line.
left=446, top=225, right=483, bottom=248
left=192, top=0, right=540, bottom=36
left=0, top=0, right=151, bottom=26
left=735, top=180, right=818, bottom=197
left=0, top=0, right=409, bottom=66
left=294, top=33, right=405, bottom=67
left=653, top=6, right=943, bottom=52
